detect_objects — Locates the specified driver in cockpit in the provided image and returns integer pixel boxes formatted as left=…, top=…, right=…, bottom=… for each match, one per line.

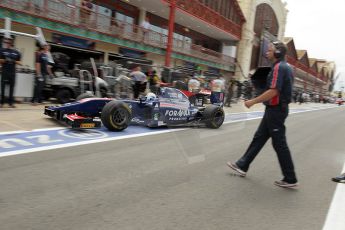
left=146, top=92, right=157, bottom=102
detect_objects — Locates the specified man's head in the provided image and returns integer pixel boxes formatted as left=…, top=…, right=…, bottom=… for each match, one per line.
left=42, top=44, right=50, bottom=52
left=45, top=44, right=51, bottom=51
left=266, top=41, right=287, bottom=61
left=38, top=44, right=49, bottom=52
left=2, top=37, right=13, bottom=48
left=133, top=66, right=141, bottom=71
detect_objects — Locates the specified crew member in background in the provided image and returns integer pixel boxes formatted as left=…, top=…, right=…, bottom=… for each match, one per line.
left=225, top=80, right=235, bottom=107
left=147, top=69, right=160, bottom=94
left=188, top=75, right=200, bottom=93
left=130, top=66, right=147, bottom=99
left=173, top=77, right=189, bottom=91
left=46, top=44, right=55, bottom=77
left=31, top=44, right=50, bottom=105
left=188, top=76, right=201, bottom=105
left=0, top=36, right=22, bottom=108
left=210, top=75, right=225, bottom=104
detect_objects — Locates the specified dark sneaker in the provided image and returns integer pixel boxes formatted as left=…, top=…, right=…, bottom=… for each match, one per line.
left=332, top=173, right=345, bottom=183
left=274, top=180, right=299, bottom=188
left=226, top=161, right=246, bottom=177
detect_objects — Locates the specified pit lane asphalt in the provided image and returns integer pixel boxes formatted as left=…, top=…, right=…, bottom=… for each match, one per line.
left=0, top=103, right=344, bottom=230
left=0, top=101, right=336, bottom=132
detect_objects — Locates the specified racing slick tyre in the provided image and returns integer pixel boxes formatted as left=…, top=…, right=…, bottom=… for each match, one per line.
left=203, top=105, right=225, bottom=129
left=101, top=101, right=132, bottom=131
left=76, top=92, right=95, bottom=101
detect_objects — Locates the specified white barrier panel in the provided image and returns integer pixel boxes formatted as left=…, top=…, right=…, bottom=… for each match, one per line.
left=0, top=73, right=34, bottom=98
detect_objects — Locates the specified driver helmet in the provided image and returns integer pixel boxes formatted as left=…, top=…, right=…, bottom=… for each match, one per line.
left=146, top=92, right=157, bottom=101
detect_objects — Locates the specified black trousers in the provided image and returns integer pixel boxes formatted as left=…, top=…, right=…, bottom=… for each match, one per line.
left=31, top=76, right=46, bottom=103
left=236, top=105, right=297, bottom=183
left=132, top=81, right=146, bottom=99
left=1, top=72, right=16, bottom=106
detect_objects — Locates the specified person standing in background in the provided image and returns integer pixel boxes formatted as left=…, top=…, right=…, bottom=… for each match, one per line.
left=31, top=44, right=50, bottom=105
left=130, top=66, right=147, bottom=99
left=147, top=69, right=160, bottom=94
left=0, top=37, right=21, bottom=108
left=210, top=75, right=225, bottom=104
left=225, top=80, right=235, bottom=107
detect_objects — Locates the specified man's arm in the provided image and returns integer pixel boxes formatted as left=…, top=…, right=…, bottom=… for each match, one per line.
left=35, top=52, right=41, bottom=76
left=15, top=51, right=22, bottom=65
left=47, top=64, right=53, bottom=76
left=244, top=89, right=278, bottom=108
left=0, top=50, right=4, bottom=64
left=35, top=62, right=41, bottom=76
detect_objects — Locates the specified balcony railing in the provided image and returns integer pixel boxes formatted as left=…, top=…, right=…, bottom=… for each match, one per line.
left=163, top=0, right=242, bottom=39
left=0, top=0, right=235, bottom=66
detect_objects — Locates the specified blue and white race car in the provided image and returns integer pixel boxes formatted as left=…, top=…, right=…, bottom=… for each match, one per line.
left=44, top=87, right=225, bottom=131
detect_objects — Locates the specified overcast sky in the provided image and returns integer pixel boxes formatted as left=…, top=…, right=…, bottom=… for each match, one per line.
left=284, top=0, right=345, bottom=90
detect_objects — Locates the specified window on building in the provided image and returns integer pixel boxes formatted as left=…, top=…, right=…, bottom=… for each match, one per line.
left=150, top=23, right=192, bottom=50
left=150, top=25, right=163, bottom=44
left=115, top=12, right=134, bottom=33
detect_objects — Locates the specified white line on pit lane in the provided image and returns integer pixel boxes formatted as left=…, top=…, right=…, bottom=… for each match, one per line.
left=0, top=128, right=186, bottom=158
left=223, top=106, right=337, bottom=124
left=322, top=163, right=345, bottom=230
left=0, top=127, right=63, bottom=135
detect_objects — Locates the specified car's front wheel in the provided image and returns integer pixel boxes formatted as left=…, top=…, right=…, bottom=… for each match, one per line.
left=101, top=101, right=132, bottom=131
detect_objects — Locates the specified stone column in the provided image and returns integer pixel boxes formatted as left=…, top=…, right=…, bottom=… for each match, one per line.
left=103, top=52, right=109, bottom=65
left=139, top=8, right=147, bottom=26
left=235, top=0, right=256, bottom=81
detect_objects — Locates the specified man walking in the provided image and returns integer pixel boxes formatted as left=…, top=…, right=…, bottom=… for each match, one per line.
left=227, top=41, right=298, bottom=188
left=0, top=37, right=21, bottom=108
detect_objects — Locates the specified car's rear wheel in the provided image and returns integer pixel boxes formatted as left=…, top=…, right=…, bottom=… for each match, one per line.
left=101, top=101, right=132, bottom=131
left=203, top=105, right=225, bottom=129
